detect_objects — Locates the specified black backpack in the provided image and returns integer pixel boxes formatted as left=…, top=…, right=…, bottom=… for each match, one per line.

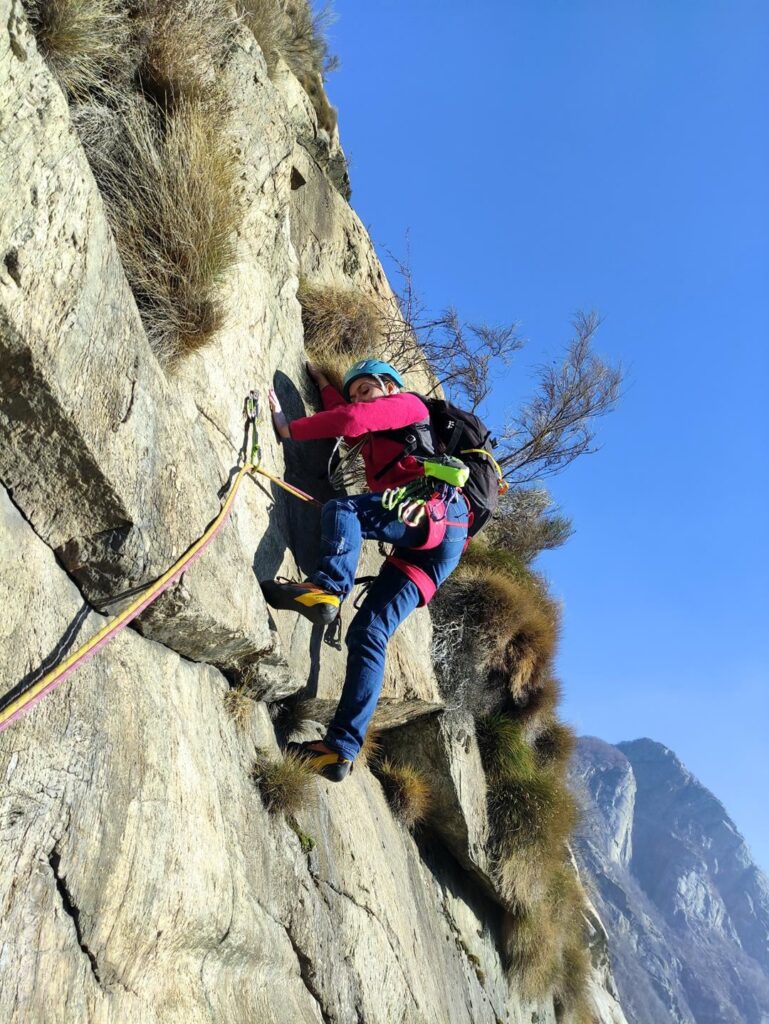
left=375, top=395, right=503, bottom=537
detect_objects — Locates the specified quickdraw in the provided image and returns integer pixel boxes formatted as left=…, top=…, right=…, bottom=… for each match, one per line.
left=380, top=454, right=470, bottom=526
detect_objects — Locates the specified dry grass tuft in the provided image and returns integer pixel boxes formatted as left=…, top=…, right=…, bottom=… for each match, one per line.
left=492, top=772, right=579, bottom=913
left=23, top=0, right=136, bottom=99
left=252, top=749, right=316, bottom=816
left=295, top=68, right=336, bottom=134
left=502, top=899, right=561, bottom=999
left=236, top=0, right=337, bottom=130
left=236, top=0, right=284, bottom=73
left=476, top=714, right=535, bottom=780
left=448, top=564, right=559, bottom=703
left=460, top=538, right=533, bottom=588
left=298, top=281, right=388, bottom=390
left=92, top=95, right=239, bottom=362
left=502, top=862, right=592, bottom=1008
left=279, top=0, right=329, bottom=78
left=511, top=672, right=563, bottom=725
left=223, top=685, right=253, bottom=728
left=554, top=941, right=593, bottom=1023
left=376, top=758, right=432, bottom=831
left=357, top=728, right=383, bottom=768
left=269, top=698, right=315, bottom=739
left=140, top=0, right=236, bottom=105
left=534, top=717, right=577, bottom=769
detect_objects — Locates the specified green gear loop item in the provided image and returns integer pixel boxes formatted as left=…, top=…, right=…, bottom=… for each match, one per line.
left=379, top=455, right=469, bottom=525
left=422, top=455, right=469, bottom=488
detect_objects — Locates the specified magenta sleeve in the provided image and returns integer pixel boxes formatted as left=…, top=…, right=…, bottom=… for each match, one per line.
left=320, top=384, right=346, bottom=410
left=289, top=392, right=428, bottom=442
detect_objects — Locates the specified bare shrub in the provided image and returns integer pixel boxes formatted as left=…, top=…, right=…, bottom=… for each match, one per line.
left=376, top=758, right=432, bottom=830
left=23, top=0, right=136, bottom=99
left=419, top=307, right=523, bottom=410
left=92, top=95, right=239, bottom=361
left=390, top=258, right=621, bottom=486
left=487, top=487, right=573, bottom=565
left=496, top=313, right=622, bottom=484
left=252, top=749, right=316, bottom=816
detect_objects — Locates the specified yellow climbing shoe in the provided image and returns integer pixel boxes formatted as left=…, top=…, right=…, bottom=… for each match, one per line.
left=260, top=580, right=340, bottom=625
left=287, top=741, right=352, bottom=782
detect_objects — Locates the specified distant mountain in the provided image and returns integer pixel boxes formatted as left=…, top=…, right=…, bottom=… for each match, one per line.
left=570, top=736, right=769, bottom=1024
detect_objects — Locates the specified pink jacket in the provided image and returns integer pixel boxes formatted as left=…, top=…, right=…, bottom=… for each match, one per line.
left=289, top=385, right=430, bottom=492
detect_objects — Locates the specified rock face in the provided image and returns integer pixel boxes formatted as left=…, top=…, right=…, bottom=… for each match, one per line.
left=571, top=736, right=769, bottom=1024
left=1, top=1, right=628, bottom=1020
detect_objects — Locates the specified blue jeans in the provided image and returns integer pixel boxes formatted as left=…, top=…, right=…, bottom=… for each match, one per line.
left=310, top=491, right=469, bottom=760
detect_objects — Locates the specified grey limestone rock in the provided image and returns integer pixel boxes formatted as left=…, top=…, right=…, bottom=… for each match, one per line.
left=0, top=0, right=630, bottom=1019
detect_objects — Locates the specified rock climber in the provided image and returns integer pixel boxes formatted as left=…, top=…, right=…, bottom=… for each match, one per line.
left=262, top=358, right=470, bottom=781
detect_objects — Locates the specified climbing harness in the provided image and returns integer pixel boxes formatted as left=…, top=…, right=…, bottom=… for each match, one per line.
left=380, top=455, right=470, bottom=526
left=0, top=394, right=321, bottom=735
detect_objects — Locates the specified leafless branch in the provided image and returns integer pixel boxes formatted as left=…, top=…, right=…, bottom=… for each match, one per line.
left=495, top=312, right=622, bottom=483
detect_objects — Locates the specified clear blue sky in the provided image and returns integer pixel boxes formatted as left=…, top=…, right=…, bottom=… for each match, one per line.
left=324, top=1, right=769, bottom=871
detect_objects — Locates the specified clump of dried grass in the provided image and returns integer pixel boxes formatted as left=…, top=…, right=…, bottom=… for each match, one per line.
left=534, top=717, right=577, bottom=770
left=279, top=0, right=332, bottom=81
left=223, top=685, right=253, bottom=728
left=252, top=749, right=316, bottom=816
left=269, top=698, right=315, bottom=740
left=297, top=68, right=337, bottom=133
left=376, top=757, right=432, bottom=831
left=236, top=0, right=284, bottom=73
left=93, top=94, right=239, bottom=361
left=554, top=941, right=593, bottom=1023
left=512, top=673, right=563, bottom=726
left=502, top=862, right=592, bottom=1010
left=23, top=0, right=136, bottom=99
left=297, top=281, right=388, bottom=390
left=442, top=563, right=559, bottom=705
left=236, top=0, right=337, bottom=130
left=357, top=728, right=382, bottom=768
left=476, top=714, right=534, bottom=780
left=140, top=0, right=236, bottom=105
left=492, top=771, right=579, bottom=908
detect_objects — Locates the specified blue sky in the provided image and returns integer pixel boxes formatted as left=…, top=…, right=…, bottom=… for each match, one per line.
left=324, top=1, right=769, bottom=871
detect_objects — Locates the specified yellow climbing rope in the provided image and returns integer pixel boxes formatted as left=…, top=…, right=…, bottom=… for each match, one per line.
left=0, top=394, right=321, bottom=734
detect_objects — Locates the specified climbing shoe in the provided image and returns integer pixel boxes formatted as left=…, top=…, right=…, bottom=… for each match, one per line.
left=260, top=579, right=340, bottom=626
left=287, top=741, right=352, bottom=782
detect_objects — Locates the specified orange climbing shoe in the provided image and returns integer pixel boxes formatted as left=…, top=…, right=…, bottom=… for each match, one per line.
left=286, top=741, right=352, bottom=782
left=260, top=579, right=340, bottom=626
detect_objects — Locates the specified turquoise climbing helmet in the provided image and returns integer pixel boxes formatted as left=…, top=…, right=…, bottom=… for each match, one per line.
left=342, top=359, right=404, bottom=400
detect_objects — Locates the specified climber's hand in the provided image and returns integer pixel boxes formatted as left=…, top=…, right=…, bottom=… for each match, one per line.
left=306, top=361, right=330, bottom=389
left=268, top=388, right=291, bottom=440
